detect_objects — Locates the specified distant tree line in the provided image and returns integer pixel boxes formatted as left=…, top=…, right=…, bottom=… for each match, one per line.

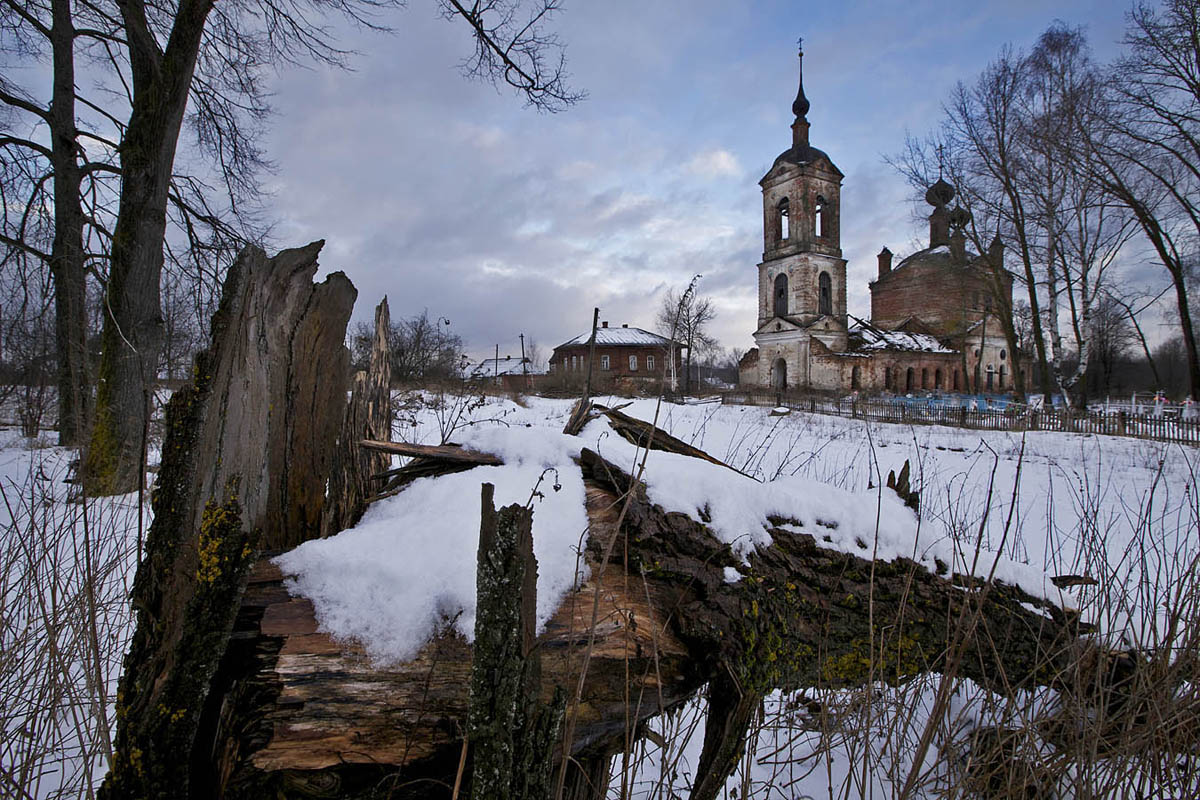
left=349, top=309, right=466, bottom=383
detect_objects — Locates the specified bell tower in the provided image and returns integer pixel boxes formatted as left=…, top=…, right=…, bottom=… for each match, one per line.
left=754, top=45, right=848, bottom=342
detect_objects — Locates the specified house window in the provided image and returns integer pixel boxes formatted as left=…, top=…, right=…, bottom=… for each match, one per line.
left=774, top=273, right=788, bottom=317
left=629, top=355, right=638, bottom=371
left=601, top=355, right=610, bottom=370
left=647, top=355, right=655, bottom=371
left=777, top=197, right=790, bottom=240
left=819, top=272, right=832, bottom=316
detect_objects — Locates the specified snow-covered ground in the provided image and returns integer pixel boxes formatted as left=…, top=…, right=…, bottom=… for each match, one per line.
left=282, top=392, right=1199, bottom=799
left=4, top=389, right=1196, bottom=798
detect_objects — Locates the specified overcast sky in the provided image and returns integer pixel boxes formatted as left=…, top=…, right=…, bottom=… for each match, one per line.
left=263, top=0, right=1133, bottom=361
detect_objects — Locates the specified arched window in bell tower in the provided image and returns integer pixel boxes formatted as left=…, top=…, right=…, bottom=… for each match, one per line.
left=777, top=197, right=790, bottom=240
left=818, top=271, right=832, bottom=316
left=814, top=194, right=826, bottom=238
left=774, top=273, right=789, bottom=317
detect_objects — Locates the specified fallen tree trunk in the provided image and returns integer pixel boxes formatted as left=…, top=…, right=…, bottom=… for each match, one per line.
left=207, top=447, right=1102, bottom=799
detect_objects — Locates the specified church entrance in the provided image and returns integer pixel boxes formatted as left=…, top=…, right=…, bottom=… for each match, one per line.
left=772, top=358, right=787, bottom=390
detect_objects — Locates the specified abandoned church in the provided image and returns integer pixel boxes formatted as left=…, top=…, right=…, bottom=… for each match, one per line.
left=739, top=49, right=1015, bottom=395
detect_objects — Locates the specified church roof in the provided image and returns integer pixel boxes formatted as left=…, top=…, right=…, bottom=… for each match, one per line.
left=890, top=244, right=980, bottom=273
left=770, top=144, right=843, bottom=176
left=848, top=316, right=955, bottom=354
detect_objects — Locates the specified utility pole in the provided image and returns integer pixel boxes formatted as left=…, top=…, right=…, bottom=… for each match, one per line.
left=520, top=333, right=528, bottom=376
left=495, top=343, right=499, bottom=385
left=584, top=309, right=599, bottom=401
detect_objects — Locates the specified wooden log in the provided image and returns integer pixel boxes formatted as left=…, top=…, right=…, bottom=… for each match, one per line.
left=322, top=297, right=393, bottom=536
left=359, top=439, right=504, bottom=465
left=204, top=447, right=1124, bottom=799
left=101, top=242, right=356, bottom=800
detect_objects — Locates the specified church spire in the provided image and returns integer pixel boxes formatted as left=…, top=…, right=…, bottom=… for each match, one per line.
left=791, top=40, right=811, bottom=152
left=792, top=40, right=810, bottom=119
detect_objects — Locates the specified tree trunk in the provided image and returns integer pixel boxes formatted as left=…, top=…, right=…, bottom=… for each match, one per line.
left=48, top=0, right=91, bottom=445
left=469, top=484, right=564, bottom=800
left=86, top=0, right=217, bottom=494
left=100, top=242, right=355, bottom=799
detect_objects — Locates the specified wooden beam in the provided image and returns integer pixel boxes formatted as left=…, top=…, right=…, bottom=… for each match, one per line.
left=359, top=439, right=503, bottom=466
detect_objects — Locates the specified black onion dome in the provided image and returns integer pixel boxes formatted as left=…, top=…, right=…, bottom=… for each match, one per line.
left=792, top=53, right=810, bottom=118
left=925, top=178, right=955, bottom=207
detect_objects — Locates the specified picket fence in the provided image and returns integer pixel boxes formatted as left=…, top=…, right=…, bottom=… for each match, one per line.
left=721, top=391, right=1200, bottom=447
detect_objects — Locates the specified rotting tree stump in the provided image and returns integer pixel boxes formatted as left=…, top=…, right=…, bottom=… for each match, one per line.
left=99, top=242, right=356, bottom=800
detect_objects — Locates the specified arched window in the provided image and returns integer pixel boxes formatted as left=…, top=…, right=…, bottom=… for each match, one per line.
left=953, top=370, right=960, bottom=390
left=935, top=368, right=943, bottom=389
left=921, top=368, right=929, bottom=389
left=777, top=197, right=790, bottom=241
left=818, top=272, right=832, bottom=316
left=905, top=367, right=915, bottom=393
left=774, top=273, right=789, bottom=317
left=814, top=194, right=826, bottom=238
left=986, top=364, right=995, bottom=391
left=1000, top=349, right=1007, bottom=361
left=999, top=364, right=1005, bottom=389
left=851, top=365, right=861, bottom=390
left=884, top=367, right=892, bottom=390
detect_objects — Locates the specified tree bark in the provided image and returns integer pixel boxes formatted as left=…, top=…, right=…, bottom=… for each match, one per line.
left=48, top=0, right=92, bottom=445
left=469, top=484, right=564, bottom=800
left=86, top=0, right=218, bottom=494
left=100, top=242, right=354, bottom=799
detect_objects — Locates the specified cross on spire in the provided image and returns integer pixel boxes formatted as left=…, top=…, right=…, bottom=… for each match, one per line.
left=797, top=36, right=803, bottom=54
left=937, top=144, right=945, bottom=178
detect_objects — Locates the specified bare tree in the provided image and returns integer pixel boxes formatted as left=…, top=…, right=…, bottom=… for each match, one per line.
left=1021, top=24, right=1135, bottom=408
left=1088, top=291, right=1138, bottom=393
left=1083, top=0, right=1200, bottom=401
left=80, top=0, right=581, bottom=493
left=655, top=283, right=716, bottom=396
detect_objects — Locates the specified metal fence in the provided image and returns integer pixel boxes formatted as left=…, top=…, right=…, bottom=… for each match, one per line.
left=721, top=390, right=1200, bottom=447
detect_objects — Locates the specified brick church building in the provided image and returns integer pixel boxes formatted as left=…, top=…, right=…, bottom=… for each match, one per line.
left=740, top=49, right=1015, bottom=395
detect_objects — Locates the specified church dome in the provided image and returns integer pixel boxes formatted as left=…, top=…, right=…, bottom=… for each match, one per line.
left=771, top=144, right=842, bottom=176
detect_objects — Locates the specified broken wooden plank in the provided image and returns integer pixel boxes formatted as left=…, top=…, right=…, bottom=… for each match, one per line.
left=359, top=439, right=503, bottom=465
left=323, top=297, right=393, bottom=536
left=599, top=406, right=752, bottom=477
